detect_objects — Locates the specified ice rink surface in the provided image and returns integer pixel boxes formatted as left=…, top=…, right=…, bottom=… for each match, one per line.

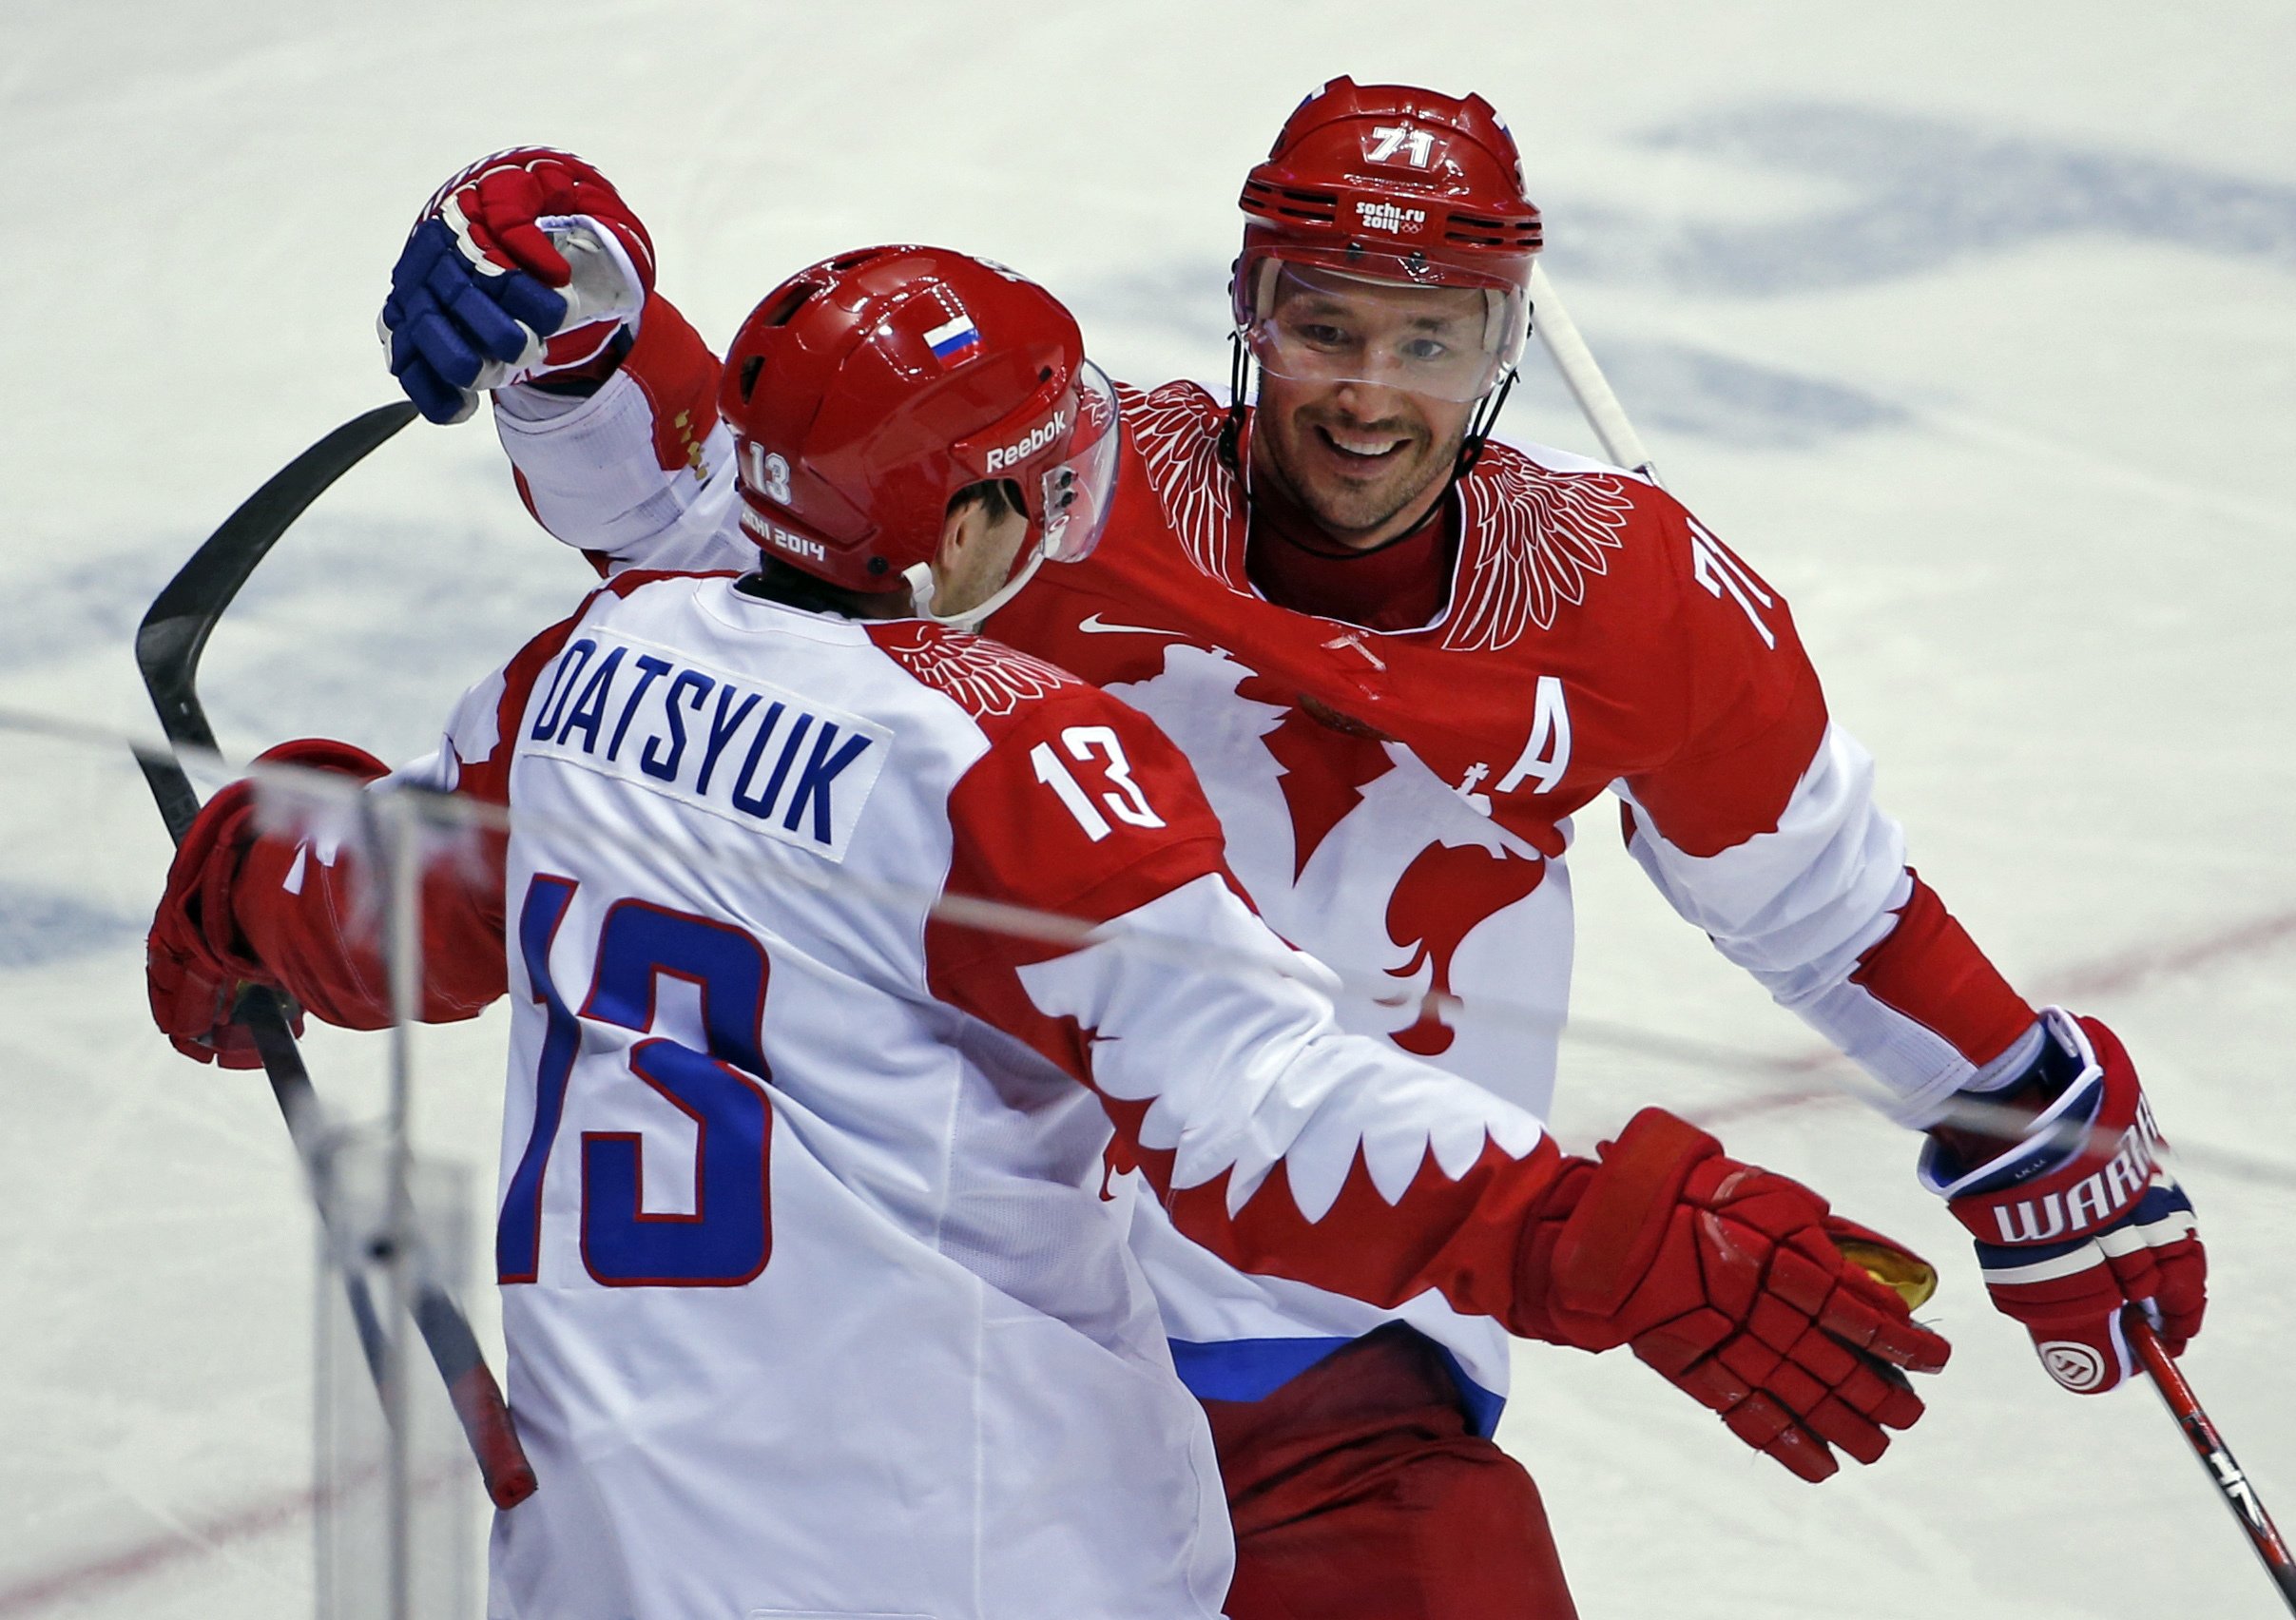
left=2, top=0, right=2292, bottom=1613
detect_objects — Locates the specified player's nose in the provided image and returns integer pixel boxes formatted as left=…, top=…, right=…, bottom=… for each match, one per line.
left=1322, top=381, right=1417, bottom=434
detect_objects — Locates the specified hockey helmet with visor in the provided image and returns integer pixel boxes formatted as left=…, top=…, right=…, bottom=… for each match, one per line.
left=1232, top=77, right=1542, bottom=406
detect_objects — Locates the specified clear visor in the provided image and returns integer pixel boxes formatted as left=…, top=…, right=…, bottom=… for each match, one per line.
left=1036, top=360, right=1121, bottom=565
left=1242, top=259, right=1525, bottom=404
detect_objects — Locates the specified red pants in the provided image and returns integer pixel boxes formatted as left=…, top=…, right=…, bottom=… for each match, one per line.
left=1203, top=1328, right=1578, bottom=1620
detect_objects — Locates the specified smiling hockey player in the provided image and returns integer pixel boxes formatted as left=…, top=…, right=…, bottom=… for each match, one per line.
left=359, top=85, right=2206, bottom=1617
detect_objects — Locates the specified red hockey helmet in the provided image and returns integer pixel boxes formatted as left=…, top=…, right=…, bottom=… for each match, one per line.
left=720, top=245, right=1121, bottom=611
left=1233, top=78, right=1543, bottom=402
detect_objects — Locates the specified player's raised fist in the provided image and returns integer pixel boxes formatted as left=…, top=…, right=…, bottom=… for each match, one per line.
left=1515, top=1108, right=1951, bottom=1483
left=379, top=148, right=656, bottom=424
left=1920, top=1009, right=2206, bottom=1394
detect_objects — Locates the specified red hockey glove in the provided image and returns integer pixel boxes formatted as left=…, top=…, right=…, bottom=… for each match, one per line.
left=146, top=741, right=388, bottom=1066
left=1516, top=1109, right=1951, bottom=1483
left=148, top=778, right=272, bottom=1067
left=1920, top=1009, right=2205, bottom=1394
left=381, top=147, right=656, bottom=423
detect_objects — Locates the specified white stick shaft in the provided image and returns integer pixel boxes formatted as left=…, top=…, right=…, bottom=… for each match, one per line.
left=1528, top=260, right=1659, bottom=484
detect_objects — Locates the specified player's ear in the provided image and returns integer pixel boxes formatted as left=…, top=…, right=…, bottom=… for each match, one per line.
left=936, top=496, right=980, bottom=566
left=936, top=479, right=1021, bottom=569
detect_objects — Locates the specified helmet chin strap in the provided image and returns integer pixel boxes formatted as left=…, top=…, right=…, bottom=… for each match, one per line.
left=1454, top=364, right=1518, bottom=479
left=902, top=546, right=1050, bottom=633
left=1217, top=327, right=1251, bottom=472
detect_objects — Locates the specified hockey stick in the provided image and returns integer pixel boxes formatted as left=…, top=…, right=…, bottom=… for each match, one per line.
left=134, top=400, right=537, bottom=1510
left=1528, top=261, right=1659, bottom=485
left=2126, top=1310, right=2296, bottom=1611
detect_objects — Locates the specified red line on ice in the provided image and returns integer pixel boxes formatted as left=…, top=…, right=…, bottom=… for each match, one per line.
left=0, top=1459, right=451, bottom=1616
left=0, top=1482, right=323, bottom=1616
left=1686, top=902, right=2296, bottom=1128
left=2049, top=906, right=2296, bottom=1001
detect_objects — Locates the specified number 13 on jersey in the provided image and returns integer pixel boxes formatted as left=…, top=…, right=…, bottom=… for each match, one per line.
left=1031, top=724, right=1166, bottom=842
left=499, top=876, right=776, bottom=1288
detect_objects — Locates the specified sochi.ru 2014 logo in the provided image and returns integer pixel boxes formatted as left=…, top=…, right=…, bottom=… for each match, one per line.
left=1354, top=200, right=1428, bottom=236
left=2039, top=1340, right=2110, bottom=1391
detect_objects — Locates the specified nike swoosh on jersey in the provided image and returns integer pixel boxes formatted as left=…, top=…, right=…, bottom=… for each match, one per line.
left=1076, top=612, right=1187, bottom=637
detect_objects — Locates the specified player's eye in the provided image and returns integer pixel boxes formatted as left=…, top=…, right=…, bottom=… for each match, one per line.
left=1399, top=337, right=1453, bottom=363
left=1292, top=321, right=1353, bottom=350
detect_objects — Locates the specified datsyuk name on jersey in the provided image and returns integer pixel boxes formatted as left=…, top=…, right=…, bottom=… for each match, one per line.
left=525, top=627, right=891, bottom=861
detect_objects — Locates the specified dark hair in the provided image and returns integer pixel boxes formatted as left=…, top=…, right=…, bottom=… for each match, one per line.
left=738, top=557, right=877, bottom=615
left=946, top=478, right=1026, bottom=525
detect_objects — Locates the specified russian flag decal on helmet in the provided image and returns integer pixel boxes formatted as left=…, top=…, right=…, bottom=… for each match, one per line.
left=925, top=315, right=983, bottom=366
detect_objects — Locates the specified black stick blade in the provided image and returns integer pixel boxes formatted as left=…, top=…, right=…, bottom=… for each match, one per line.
left=135, top=401, right=417, bottom=783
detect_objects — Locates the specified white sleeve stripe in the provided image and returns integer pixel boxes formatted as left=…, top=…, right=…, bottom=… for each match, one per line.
left=492, top=372, right=745, bottom=570
left=1620, top=723, right=1981, bottom=1123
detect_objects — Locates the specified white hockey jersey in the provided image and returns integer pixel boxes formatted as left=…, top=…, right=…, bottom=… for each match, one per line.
left=235, top=569, right=1569, bottom=1619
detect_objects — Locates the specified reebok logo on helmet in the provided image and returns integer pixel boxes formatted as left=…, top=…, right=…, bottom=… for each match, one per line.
left=985, top=408, right=1068, bottom=472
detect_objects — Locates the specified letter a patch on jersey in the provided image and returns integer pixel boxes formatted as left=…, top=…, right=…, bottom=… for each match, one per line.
left=525, top=630, right=892, bottom=861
